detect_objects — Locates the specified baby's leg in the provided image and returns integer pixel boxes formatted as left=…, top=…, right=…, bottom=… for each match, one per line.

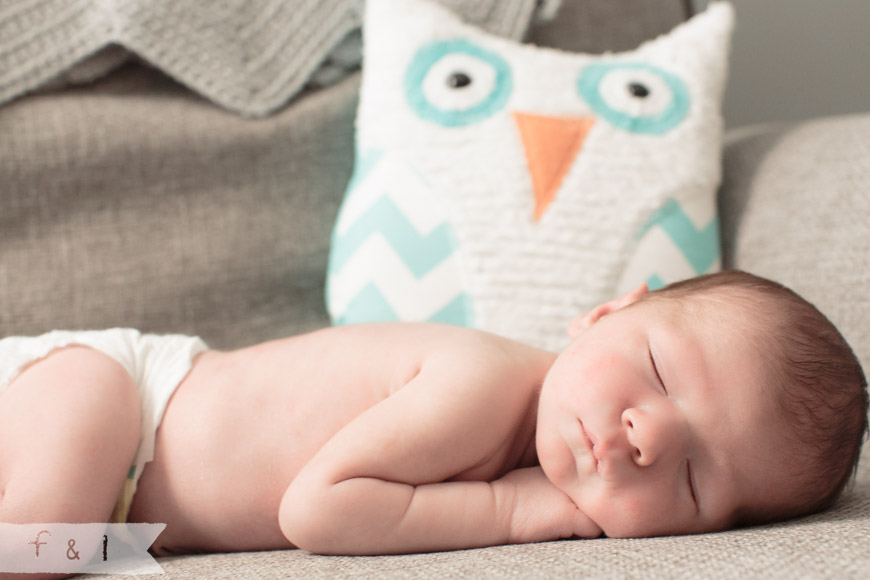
left=0, top=346, right=140, bottom=579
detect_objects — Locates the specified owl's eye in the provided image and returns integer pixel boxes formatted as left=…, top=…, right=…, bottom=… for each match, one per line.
left=447, top=72, right=473, bottom=89
left=628, top=82, right=650, bottom=98
left=405, top=38, right=512, bottom=128
left=578, top=62, right=690, bottom=135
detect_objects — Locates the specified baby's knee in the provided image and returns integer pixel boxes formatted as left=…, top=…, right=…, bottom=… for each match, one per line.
left=47, top=346, right=142, bottom=459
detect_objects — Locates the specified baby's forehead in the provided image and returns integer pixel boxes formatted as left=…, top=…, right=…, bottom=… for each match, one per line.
left=656, top=285, right=764, bottom=312
left=655, top=289, right=779, bottom=340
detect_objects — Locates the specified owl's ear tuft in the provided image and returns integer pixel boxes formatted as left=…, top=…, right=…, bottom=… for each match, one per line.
left=364, top=0, right=474, bottom=49
left=631, top=2, right=735, bottom=97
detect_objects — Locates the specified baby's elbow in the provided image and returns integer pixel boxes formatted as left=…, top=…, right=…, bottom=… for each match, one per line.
left=279, top=482, right=347, bottom=555
left=279, top=489, right=324, bottom=553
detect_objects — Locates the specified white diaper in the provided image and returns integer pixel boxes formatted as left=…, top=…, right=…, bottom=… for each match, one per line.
left=0, top=328, right=209, bottom=522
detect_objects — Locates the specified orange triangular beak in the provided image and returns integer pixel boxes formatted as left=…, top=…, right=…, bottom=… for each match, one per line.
left=513, top=112, right=595, bottom=221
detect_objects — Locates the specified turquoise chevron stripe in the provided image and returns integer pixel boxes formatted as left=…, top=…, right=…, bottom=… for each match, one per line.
left=336, top=282, right=472, bottom=327
left=336, top=283, right=398, bottom=325
left=646, top=273, right=666, bottom=291
left=427, top=293, right=473, bottom=326
left=331, top=196, right=458, bottom=278
left=638, top=199, right=720, bottom=274
left=347, top=150, right=384, bottom=190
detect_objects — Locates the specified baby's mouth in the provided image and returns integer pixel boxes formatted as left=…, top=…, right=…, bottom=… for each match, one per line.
left=579, top=422, right=599, bottom=459
left=579, top=421, right=605, bottom=474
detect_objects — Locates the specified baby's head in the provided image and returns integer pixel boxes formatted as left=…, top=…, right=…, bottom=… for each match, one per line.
left=643, top=270, right=868, bottom=525
left=537, top=270, right=868, bottom=538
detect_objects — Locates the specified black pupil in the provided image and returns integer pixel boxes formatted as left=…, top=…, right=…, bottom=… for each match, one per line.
left=447, top=72, right=472, bottom=89
left=628, top=82, right=650, bottom=98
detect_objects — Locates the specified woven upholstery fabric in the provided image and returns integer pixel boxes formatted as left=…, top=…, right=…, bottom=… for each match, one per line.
left=0, top=64, right=358, bottom=350
left=88, top=479, right=870, bottom=579
left=0, top=0, right=538, bottom=117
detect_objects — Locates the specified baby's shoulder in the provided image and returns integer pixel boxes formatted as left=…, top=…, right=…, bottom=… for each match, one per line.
left=350, top=322, right=544, bottom=356
left=396, top=323, right=556, bottom=382
left=300, top=323, right=555, bottom=389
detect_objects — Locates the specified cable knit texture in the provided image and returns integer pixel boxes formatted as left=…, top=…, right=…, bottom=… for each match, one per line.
left=0, top=0, right=538, bottom=117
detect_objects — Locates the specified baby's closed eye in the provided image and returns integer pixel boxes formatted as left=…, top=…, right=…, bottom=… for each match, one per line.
left=648, top=344, right=667, bottom=395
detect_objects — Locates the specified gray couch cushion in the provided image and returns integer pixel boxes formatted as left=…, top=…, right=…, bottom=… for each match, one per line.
left=90, top=480, right=870, bottom=579
left=0, top=65, right=357, bottom=349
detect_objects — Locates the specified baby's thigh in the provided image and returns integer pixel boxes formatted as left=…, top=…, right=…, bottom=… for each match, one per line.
left=0, top=346, right=141, bottom=524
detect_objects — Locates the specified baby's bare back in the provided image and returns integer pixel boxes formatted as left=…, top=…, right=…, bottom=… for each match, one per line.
left=128, top=323, right=549, bottom=554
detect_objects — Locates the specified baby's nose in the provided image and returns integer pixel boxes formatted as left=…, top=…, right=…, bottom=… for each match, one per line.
left=621, top=407, right=675, bottom=467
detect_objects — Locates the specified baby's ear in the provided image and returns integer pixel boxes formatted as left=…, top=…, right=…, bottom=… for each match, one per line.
left=568, top=283, right=649, bottom=339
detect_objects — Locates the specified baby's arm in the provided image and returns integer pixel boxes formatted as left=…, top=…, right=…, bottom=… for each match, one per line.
left=497, top=465, right=602, bottom=546
left=279, top=343, right=600, bottom=555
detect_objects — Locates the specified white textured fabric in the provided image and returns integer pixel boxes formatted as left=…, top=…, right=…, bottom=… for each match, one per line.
left=327, top=0, right=732, bottom=351
left=0, top=0, right=538, bottom=117
left=0, top=329, right=208, bottom=487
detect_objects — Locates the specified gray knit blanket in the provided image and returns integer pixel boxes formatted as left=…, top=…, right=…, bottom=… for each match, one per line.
left=0, top=0, right=541, bottom=117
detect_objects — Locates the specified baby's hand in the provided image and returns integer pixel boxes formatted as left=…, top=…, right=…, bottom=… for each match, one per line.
left=496, top=467, right=602, bottom=544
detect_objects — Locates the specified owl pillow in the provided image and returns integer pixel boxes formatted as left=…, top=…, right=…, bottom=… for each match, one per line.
left=327, top=0, right=734, bottom=351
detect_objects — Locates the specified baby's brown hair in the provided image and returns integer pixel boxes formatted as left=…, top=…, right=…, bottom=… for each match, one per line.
left=643, top=270, right=868, bottom=526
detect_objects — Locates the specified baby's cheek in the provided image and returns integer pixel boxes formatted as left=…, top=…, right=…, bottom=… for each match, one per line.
left=584, top=352, right=623, bottom=383
left=536, top=433, right=577, bottom=488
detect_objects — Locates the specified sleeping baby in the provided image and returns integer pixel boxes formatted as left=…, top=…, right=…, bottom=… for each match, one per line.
left=0, top=270, right=866, bottom=570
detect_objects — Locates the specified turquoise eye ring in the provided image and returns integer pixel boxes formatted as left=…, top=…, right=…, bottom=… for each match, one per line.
left=578, top=62, right=690, bottom=135
left=405, top=38, right=513, bottom=128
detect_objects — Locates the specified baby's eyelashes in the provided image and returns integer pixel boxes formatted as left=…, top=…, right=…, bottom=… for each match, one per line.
left=687, top=459, right=699, bottom=513
left=648, top=344, right=667, bottom=395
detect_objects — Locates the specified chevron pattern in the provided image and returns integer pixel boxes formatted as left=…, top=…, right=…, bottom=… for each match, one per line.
left=327, top=151, right=473, bottom=326
left=617, top=197, right=721, bottom=293
left=647, top=198, right=719, bottom=274
left=329, top=196, right=458, bottom=277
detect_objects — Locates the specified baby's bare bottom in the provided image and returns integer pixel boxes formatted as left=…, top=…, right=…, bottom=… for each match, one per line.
left=0, top=346, right=140, bottom=580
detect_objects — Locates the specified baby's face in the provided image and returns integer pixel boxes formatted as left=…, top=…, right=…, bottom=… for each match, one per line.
left=537, top=296, right=788, bottom=537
